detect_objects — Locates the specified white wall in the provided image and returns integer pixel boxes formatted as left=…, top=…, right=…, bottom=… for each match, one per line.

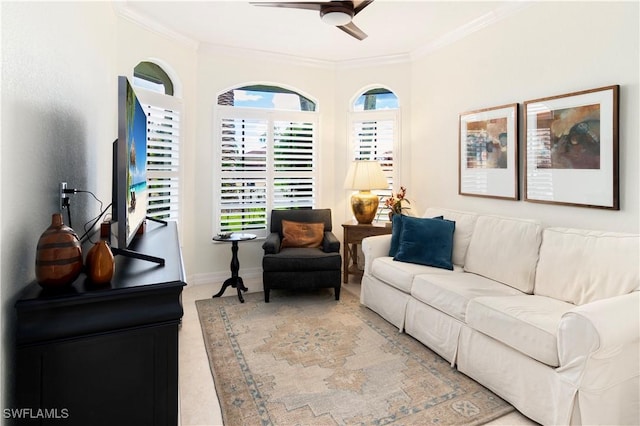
left=1, top=1, right=118, bottom=413
left=0, top=2, right=198, bottom=415
left=411, top=1, right=639, bottom=232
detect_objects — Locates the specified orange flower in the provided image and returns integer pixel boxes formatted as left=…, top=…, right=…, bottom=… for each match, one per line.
left=384, top=186, right=410, bottom=214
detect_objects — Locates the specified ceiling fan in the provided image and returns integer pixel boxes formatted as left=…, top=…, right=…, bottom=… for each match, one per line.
left=251, top=0, right=374, bottom=40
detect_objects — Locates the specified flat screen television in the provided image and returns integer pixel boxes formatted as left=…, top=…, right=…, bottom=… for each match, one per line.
left=112, top=76, right=164, bottom=264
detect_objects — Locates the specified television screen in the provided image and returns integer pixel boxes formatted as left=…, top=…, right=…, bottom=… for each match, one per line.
left=115, top=76, right=148, bottom=249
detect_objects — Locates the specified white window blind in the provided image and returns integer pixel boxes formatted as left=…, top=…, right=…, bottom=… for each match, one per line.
left=350, top=110, right=399, bottom=218
left=219, top=117, right=268, bottom=233
left=273, top=120, right=315, bottom=209
left=215, top=108, right=317, bottom=237
left=136, top=88, right=181, bottom=221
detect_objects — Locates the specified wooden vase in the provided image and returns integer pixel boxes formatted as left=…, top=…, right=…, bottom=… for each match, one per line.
left=86, top=240, right=115, bottom=285
left=35, top=213, right=83, bottom=288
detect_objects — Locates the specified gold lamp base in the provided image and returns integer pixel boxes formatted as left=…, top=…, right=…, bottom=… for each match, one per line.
left=351, top=190, right=379, bottom=224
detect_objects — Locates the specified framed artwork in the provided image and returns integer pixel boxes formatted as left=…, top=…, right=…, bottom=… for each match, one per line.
left=459, top=103, right=518, bottom=200
left=524, top=85, right=619, bottom=209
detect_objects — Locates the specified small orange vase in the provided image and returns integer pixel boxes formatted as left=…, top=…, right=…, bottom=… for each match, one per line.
left=86, top=240, right=115, bottom=285
left=35, top=213, right=83, bottom=288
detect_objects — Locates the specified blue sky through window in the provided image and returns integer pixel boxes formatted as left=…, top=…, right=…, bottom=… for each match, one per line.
left=233, top=89, right=303, bottom=110
left=354, top=92, right=399, bottom=111
left=133, top=76, right=164, bottom=94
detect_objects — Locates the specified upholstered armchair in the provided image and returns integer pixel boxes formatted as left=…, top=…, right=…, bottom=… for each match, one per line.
left=262, top=209, right=342, bottom=303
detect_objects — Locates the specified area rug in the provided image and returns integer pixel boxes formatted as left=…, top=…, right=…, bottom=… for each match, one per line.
left=196, top=289, right=514, bottom=425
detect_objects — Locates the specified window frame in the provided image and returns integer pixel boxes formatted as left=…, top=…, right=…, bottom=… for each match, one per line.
left=348, top=92, right=401, bottom=221
left=134, top=61, right=174, bottom=96
left=213, top=105, right=319, bottom=238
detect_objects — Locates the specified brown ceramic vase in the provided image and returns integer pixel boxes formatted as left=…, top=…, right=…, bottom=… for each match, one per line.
left=86, top=240, right=115, bottom=285
left=35, top=213, right=83, bottom=288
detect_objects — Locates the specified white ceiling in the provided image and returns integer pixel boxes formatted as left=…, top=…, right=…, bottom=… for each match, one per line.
left=120, top=1, right=528, bottom=63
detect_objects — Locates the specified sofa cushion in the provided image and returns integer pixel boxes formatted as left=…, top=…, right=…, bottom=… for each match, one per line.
left=534, top=228, right=640, bottom=305
left=394, top=216, right=455, bottom=270
left=424, top=208, right=478, bottom=267
left=464, top=215, right=542, bottom=294
left=411, top=272, right=524, bottom=322
left=466, top=295, right=575, bottom=367
left=371, top=257, right=462, bottom=294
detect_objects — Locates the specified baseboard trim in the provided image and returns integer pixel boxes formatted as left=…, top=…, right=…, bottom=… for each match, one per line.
left=188, top=268, right=262, bottom=287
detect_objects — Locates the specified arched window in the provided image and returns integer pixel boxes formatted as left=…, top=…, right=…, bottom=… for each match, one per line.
left=353, top=88, right=399, bottom=111
left=134, top=61, right=174, bottom=95
left=132, top=62, right=181, bottom=222
left=214, top=84, right=319, bottom=236
left=349, top=87, right=400, bottom=220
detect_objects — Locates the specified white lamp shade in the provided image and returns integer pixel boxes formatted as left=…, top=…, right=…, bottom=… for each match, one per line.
left=343, top=161, right=389, bottom=190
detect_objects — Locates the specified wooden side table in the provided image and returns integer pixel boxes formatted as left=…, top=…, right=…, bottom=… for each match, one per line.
left=342, top=222, right=392, bottom=283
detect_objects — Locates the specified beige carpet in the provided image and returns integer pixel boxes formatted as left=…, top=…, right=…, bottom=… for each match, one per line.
left=196, top=289, right=514, bottom=425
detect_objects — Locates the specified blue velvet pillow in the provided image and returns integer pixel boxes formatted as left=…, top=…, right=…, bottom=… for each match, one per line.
left=393, top=216, right=455, bottom=270
left=388, top=214, right=405, bottom=257
left=388, top=215, right=444, bottom=257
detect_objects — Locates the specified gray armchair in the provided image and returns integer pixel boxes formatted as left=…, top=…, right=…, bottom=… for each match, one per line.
left=262, top=209, right=341, bottom=302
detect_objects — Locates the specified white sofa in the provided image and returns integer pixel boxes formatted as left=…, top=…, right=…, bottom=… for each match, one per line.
left=361, top=207, right=639, bottom=425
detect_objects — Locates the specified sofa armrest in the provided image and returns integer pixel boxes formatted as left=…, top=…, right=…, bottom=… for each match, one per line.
left=558, top=291, right=639, bottom=387
left=323, top=231, right=340, bottom=253
left=558, top=291, right=639, bottom=367
left=262, top=232, right=281, bottom=254
left=557, top=291, right=639, bottom=424
left=361, top=234, right=392, bottom=276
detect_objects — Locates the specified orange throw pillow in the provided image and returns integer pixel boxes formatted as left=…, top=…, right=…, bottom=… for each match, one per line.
left=280, top=220, right=324, bottom=249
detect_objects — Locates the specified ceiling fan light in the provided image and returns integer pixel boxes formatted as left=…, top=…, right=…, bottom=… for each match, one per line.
left=321, top=11, right=352, bottom=26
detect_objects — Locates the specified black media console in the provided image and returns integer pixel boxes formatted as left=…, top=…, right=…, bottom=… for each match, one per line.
left=15, top=221, right=186, bottom=426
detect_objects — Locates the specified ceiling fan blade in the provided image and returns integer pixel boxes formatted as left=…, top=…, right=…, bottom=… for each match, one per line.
left=250, top=2, right=323, bottom=12
left=353, top=0, right=373, bottom=16
left=338, top=21, right=368, bottom=40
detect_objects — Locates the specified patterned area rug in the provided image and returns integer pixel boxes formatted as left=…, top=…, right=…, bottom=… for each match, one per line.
left=196, top=290, right=514, bottom=425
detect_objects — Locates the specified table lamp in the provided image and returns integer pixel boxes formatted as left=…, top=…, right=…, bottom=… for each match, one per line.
left=344, top=160, right=388, bottom=224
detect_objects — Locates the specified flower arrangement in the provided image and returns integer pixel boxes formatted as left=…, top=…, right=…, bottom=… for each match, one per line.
left=384, top=186, right=410, bottom=215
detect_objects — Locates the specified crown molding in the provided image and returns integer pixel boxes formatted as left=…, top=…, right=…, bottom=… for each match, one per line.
left=336, top=53, right=412, bottom=70
left=113, top=3, right=199, bottom=50
left=199, top=43, right=412, bottom=70
left=411, top=1, right=533, bottom=61
left=198, top=43, right=337, bottom=70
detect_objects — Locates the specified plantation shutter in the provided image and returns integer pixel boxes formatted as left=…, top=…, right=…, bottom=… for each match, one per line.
left=218, top=116, right=269, bottom=234
left=215, top=108, right=317, bottom=237
left=273, top=120, right=315, bottom=209
left=351, top=110, right=398, bottom=217
left=136, top=88, right=181, bottom=221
